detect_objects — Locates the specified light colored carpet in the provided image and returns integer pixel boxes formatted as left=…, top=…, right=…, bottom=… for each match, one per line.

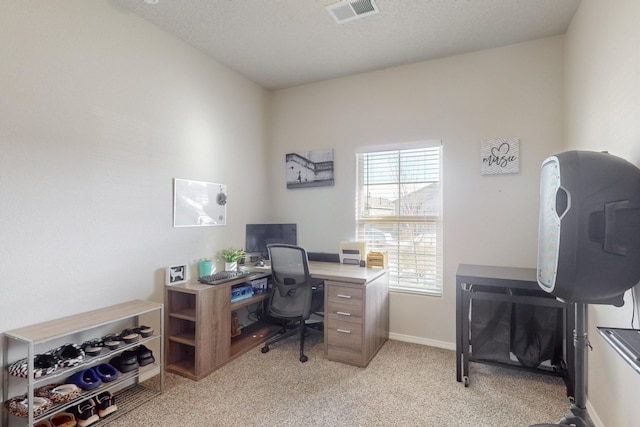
left=106, top=335, right=569, bottom=426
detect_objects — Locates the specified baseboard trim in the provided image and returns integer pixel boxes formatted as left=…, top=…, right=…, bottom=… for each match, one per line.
left=585, top=400, right=604, bottom=427
left=389, top=332, right=455, bottom=351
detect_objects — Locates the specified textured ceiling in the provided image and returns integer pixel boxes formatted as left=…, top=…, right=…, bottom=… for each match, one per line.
left=111, top=0, right=581, bottom=90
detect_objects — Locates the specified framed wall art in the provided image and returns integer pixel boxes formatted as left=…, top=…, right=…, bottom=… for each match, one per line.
left=286, top=149, right=335, bottom=189
left=173, top=179, right=227, bottom=227
left=481, top=138, right=520, bottom=175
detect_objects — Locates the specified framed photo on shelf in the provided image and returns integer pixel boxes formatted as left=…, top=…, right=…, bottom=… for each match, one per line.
left=165, top=264, right=189, bottom=286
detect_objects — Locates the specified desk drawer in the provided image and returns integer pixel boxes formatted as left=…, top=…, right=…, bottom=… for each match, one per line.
left=327, top=344, right=362, bottom=366
left=327, top=284, right=363, bottom=305
left=327, top=299, right=363, bottom=323
left=327, top=316, right=363, bottom=366
left=327, top=318, right=362, bottom=349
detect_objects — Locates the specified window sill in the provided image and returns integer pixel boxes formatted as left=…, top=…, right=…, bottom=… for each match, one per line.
left=390, top=286, right=442, bottom=297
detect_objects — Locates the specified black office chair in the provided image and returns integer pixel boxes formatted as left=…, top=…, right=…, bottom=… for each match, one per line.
left=261, top=244, right=324, bottom=363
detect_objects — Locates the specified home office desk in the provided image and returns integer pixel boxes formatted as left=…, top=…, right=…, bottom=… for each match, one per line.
left=165, top=262, right=389, bottom=380
left=309, top=261, right=389, bottom=367
left=456, top=264, right=575, bottom=398
left=248, top=261, right=389, bottom=367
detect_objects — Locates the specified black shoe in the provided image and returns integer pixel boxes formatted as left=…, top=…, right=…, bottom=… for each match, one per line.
left=134, top=325, right=154, bottom=338
left=70, top=398, right=99, bottom=427
left=54, top=343, right=85, bottom=368
left=81, top=338, right=104, bottom=357
left=110, top=351, right=139, bottom=373
left=118, top=328, right=140, bottom=344
left=95, top=391, right=118, bottom=418
left=134, top=345, right=155, bottom=366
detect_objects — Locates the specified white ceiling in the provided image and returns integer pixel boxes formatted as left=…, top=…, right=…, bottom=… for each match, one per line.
left=111, top=0, right=581, bottom=90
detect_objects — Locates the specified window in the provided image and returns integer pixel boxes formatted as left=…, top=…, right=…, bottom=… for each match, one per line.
left=356, top=144, right=442, bottom=295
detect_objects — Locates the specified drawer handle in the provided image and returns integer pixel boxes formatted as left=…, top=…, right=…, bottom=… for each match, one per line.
left=337, top=329, right=351, bottom=334
left=337, top=294, right=352, bottom=299
left=337, top=311, right=351, bottom=316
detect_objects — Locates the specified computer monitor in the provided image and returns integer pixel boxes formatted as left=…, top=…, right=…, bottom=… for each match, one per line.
left=245, top=223, right=297, bottom=259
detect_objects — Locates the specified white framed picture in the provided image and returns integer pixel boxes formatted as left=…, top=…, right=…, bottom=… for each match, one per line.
left=481, top=138, right=520, bottom=175
left=165, top=264, right=189, bottom=286
left=173, top=179, right=227, bottom=227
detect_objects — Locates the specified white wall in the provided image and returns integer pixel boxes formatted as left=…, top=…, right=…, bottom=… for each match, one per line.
left=268, top=36, right=565, bottom=346
left=7, top=2, right=634, bottom=425
left=0, top=1, right=269, bottom=334
left=564, top=1, right=640, bottom=426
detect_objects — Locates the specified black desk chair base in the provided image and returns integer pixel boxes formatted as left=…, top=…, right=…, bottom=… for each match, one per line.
left=261, top=244, right=325, bottom=363
left=261, top=318, right=323, bottom=363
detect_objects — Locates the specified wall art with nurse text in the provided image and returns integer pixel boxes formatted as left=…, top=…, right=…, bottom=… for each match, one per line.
left=481, top=138, right=520, bottom=175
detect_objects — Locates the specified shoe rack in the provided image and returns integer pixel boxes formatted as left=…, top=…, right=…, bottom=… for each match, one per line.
left=2, top=299, right=163, bottom=426
left=165, top=272, right=280, bottom=381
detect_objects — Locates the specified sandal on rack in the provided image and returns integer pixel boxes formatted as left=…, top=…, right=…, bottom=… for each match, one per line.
left=81, top=338, right=103, bottom=357
left=134, top=345, right=155, bottom=366
left=118, top=328, right=140, bottom=344
left=102, top=333, right=123, bottom=350
left=93, top=363, right=119, bottom=382
left=35, top=383, right=82, bottom=403
left=95, top=391, right=118, bottom=418
left=34, top=420, right=53, bottom=427
left=8, top=352, right=58, bottom=378
left=66, top=368, right=102, bottom=390
left=70, top=398, right=99, bottom=427
left=4, top=395, right=52, bottom=418
left=54, top=343, right=85, bottom=368
left=110, top=351, right=139, bottom=373
left=50, top=412, right=77, bottom=427
left=134, top=325, right=154, bottom=338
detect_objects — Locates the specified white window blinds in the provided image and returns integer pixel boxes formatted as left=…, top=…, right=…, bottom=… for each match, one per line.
left=356, top=145, right=443, bottom=295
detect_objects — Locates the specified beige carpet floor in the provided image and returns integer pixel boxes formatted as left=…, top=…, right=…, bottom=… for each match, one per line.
left=106, top=335, right=569, bottom=426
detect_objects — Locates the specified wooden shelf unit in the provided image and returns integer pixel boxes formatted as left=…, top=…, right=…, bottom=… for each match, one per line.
left=165, top=272, right=279, bottom=381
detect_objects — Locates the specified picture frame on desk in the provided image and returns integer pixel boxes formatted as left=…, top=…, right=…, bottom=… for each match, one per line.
left=166, top=263, right=189, bottom=286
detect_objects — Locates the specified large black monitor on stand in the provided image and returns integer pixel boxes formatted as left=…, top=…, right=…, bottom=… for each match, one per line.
left=245, top=223, right=297, bottom=260
left=532, top=151, right=640, bottom=427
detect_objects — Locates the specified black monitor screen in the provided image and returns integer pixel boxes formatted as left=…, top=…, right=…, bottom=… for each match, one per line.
left=245, top=223, right=297, bottom=258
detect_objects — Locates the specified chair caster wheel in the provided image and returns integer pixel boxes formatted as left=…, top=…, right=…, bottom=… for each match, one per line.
left=261, top=346, right=269, bottom=353
left=300, top=355, right=308, bottom=363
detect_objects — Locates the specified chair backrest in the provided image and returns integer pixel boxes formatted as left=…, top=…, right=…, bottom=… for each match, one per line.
left=267, top=244, right=314, bottom=319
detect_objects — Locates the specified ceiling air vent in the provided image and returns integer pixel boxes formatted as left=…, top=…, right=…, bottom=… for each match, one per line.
left=326, top=0, right=379, bottom=24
